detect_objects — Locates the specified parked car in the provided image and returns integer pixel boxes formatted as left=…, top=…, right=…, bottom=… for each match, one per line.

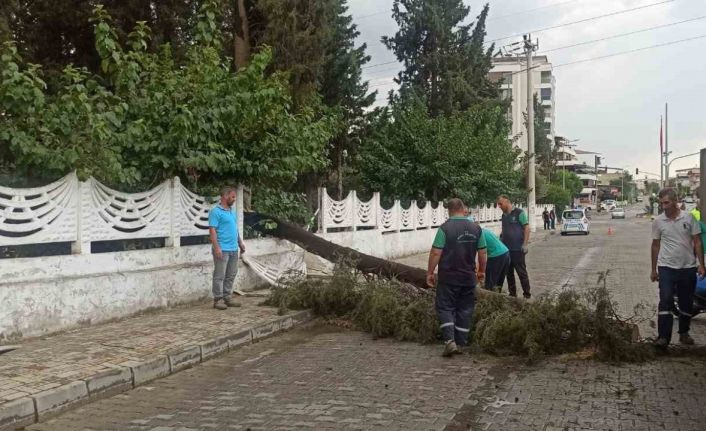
left=611, top=207, right=626, bottom=219
left=561, top=209, right=590, bottom=236
left=601, top=200, right=617, bottom=211
left=636, top=196, right=644, bottom=203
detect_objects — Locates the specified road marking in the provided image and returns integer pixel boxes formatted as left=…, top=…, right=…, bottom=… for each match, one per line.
left=559, top=246, right=601, bottom=290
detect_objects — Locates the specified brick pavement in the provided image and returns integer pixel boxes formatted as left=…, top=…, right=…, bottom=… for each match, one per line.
left=469, top=358, right=706, bottom=431
left=27, top=324, right=706, bottom=431
left=0, top=295, right=314, bottom=430
left=27, top=325, right=496, bottom=431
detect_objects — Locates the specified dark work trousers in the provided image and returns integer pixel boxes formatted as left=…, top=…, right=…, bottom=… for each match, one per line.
left=543, top=220, right=550, bottom=230
left=501, top=251, right=531, bottom=297
left=657, top=266, right=696, bottom=342
left=485, top=252, right=510, bottom=292
left=550, top=219, right=556, bottom=230
left=436, top=282, right=475, bottom=347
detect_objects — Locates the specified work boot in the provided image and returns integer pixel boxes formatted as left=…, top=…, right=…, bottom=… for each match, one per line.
left=442, top=340, right=459, bottom=357
left=223, top=296, right=242, bottom=308
left=654, top=337, right=669, bottom=350
left=679, top=333, right=695, bottom=345
left=213, top=299, right=227, bottom=310
left=523, top=293, right=532, bottom=299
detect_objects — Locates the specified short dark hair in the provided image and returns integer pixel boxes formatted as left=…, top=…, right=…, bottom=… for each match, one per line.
left=220, top=186, right=236, bottom=197
left=658, top=188, right=677, bottom=201
left=497, top=194, right=510, bottom=202
left=447, top=198, right=465, bottom=213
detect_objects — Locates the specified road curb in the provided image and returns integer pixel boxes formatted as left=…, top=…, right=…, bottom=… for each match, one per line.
left=3, top=310, right=314, bottom=430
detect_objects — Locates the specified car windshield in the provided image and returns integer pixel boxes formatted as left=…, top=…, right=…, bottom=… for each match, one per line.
left=613, top=207, right=624, bottom=211
left=563, top=210, right=584, bottom=220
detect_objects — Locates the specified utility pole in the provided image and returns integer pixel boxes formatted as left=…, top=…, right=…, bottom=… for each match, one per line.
left=524, top=34, right=538, bottom=232
left=698, top=148, right=706, bottom=220
left=664, top=103, right=670, bottom=187
left=660, top=115, right=664, bottom=188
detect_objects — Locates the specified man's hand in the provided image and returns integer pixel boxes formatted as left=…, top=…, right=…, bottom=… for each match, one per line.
left=239, top=242, right=246, bottom=255
left=214, top=246, right=223, bottom=260
left=426, top=272, right=436, bottom=288
left=650, top=270, right=659, bottom=282
left=698, top=265, right=706, bottom=278
left=521, top=244, right=529, bottom=254
left=477, top=272, right=486, bottom=285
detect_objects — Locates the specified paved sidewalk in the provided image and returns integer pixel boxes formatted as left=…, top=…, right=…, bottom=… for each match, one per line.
left=0, top=297, right=311, bottom=430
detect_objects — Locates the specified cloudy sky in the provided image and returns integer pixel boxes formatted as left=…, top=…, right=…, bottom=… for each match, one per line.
left=347, top=0, right=706, bottom=180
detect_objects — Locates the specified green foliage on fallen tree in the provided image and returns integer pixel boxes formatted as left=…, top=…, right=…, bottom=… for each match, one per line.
left=266, top=263, right=654, bottom=363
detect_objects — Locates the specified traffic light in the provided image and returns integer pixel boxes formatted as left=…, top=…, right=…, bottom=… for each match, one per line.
left=636, top=168, right=639, bottom=175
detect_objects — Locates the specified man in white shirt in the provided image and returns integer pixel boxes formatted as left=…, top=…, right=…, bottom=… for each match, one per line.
left=651, top=188, right=705, bottom=349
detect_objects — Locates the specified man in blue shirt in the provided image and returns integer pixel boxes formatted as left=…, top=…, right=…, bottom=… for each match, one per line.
left=208, top=186, right=246, bottom=310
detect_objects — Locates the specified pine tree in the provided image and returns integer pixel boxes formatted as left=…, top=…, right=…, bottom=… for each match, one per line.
left=319, top=0, right=376, bottom=199
left=382, top=0, right=497, bottom=117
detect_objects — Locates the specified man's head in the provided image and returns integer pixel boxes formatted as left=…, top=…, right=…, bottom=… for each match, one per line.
left=658, top=188, right=678, bottom=215
left=220, top=186, right=237, bottom=207
left=447, top=198, right=466, bottom=217
left=497, top=195, right=512, bottom=213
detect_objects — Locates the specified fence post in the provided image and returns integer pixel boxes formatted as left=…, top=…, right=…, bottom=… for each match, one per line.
left=373, top=192, right=381, bottom=230
left=166, top=177, right=181, bottom=248
left=351, top=190, right=358, bottom=232
left=71, top=179, right=91, bottom=255
left=394, top=200, right=401, bottom=233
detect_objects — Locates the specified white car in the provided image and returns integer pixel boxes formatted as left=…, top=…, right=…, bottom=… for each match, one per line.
left=601, top=200, right=617, bottom=211
left=561, top=209, right=590, bottom=235
left=611, top=207, right=626, bottom=219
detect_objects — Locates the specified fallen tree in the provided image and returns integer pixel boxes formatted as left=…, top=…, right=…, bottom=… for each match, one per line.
left=246, top=212, right=432, bottom=290
left=247, top=212, right=653, bottom=362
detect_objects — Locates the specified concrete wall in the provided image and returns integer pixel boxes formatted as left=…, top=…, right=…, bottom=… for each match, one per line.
left=0, top=238, right=301, bottom=341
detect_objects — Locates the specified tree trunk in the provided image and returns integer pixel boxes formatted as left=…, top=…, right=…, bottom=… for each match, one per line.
left=247, top=212, right=493, bottom=299
left=234, top=0, right=250, bottom=70
left=337, top=146, right=343, bottom=200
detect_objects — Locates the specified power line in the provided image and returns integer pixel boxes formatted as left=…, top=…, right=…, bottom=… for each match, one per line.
left=488, top=0, right=675, bottom=43
left=540, top=14, right=706, bottom=54
left=506, top=32, right=706, bottom=76
left=363, top=60, right=398, bottom=70
left=553, top=33, right=706, bottom=69
left=368, top=33, right=706, bottom=86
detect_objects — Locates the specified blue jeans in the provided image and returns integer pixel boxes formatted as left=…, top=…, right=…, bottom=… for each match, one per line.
left=212, top=250, right=239, bottom=300
left=436, top=283, right=475, bottom=346
left=657, top=266, right=696, bottom=342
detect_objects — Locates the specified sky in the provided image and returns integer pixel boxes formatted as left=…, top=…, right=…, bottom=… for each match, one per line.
left=347, top=0, right=706, bottom=181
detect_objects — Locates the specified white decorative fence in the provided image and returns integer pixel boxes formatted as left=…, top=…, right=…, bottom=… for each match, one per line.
left=0, top=173, right=236, bottom=252
left=318, top=188, right=553, bottom=233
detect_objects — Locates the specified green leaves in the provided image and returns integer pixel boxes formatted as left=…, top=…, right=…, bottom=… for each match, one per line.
left=0, top=6, right=334, bottom=191
left=360, top=95, right=520, bottom=205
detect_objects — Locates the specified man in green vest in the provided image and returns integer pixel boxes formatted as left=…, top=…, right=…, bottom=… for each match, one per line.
left=427, top=198, right=487, bottom=356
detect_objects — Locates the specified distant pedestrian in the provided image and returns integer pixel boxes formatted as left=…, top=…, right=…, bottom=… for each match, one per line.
left=542, top=208, right=550, bottom=230
left=209, top=186, right=246, bottom=310
left=497, top=195, right=532, bottom=299
left=481, top=228, right=510, bottom=293
left=427, top=198, right=487, bottom=356
left=549, top=209, right=556, bottom=230
left=650, top=188, right=705, bottom=349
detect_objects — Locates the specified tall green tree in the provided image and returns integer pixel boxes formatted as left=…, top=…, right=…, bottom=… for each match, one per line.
left=382, top=0, right=497, bottom=117
left=320, top=0, right=376, bottom=199
left=360, top=96, right=520, bottom=204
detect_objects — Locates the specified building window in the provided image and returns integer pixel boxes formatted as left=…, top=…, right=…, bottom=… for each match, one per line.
left=500, top=89, right=512, bottom=101
left=540, top=87, right=552, bottom=101
left=541, top=71, right=552, bottom=84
